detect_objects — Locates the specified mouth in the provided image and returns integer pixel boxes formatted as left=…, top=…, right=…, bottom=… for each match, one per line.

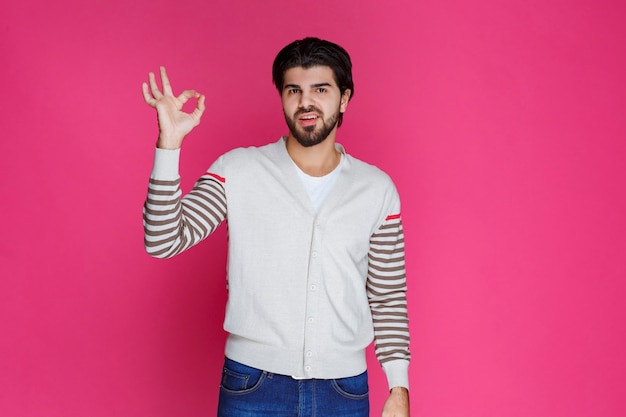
left=298, top=113, right=320, bottom=126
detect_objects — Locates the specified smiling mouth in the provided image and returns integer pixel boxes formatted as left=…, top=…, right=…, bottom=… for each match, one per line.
left=299, top=114, right=319, bottom=121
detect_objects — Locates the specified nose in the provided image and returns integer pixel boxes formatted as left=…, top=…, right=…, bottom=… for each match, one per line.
left=298, top=91, right=313, bottom=109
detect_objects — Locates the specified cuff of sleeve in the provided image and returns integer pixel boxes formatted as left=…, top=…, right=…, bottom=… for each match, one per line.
left=382, top=359, right=410, bottom=391
left=151, top=147, right=181, bottom=180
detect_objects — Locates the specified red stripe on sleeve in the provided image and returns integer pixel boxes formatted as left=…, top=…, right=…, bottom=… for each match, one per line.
left=206, top=172, right=226, bottom=183
left=385, top=213, right=401, bottom=221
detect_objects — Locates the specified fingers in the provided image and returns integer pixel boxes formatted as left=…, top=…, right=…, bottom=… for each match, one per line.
left=177, top=89, right=199, bottom=105
left=190, top=94, right=206, bottom=124
left=142, top=67, right=204, bottom=114
left=144, top=67, right=178, bottom=100
left=142, top=82, right=156, bottom=107
left=148, top=71, right=163, bottom=100
left=143, top=67, right=169, bottom=107
left=197, top=94, right=206, bottom=112
left=177, top=91, right=206, bottom=124
left=160, top=66, right=174, bottom=96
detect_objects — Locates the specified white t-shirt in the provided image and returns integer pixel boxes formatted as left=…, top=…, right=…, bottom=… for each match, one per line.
left=293, top=154, right=344, bottom=213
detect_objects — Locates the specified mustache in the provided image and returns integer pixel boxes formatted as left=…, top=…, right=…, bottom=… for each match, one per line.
left=295, top=106, right=323, bottom=118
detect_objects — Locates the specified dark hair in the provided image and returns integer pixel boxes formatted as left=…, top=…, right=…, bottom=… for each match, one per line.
left=272, top=37, right=354, bottom=127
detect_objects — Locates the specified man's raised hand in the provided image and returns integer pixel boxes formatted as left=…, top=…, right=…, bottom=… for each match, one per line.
left=142, top=66, right=206, bottom=150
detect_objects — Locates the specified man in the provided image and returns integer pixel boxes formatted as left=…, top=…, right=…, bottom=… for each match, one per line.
left=142, top=37, right=410, bottom=417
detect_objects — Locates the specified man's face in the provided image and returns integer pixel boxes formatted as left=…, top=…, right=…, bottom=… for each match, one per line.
left=281, top=65, right=351, bottom=147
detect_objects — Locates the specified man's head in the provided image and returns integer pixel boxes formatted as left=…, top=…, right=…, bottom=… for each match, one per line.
left=273, top=38, right=354, bottom=142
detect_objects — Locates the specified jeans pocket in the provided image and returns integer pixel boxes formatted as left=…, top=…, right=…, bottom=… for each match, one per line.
left=331, top=371, right=369, bottom=400
left=220, top=358, right=266, bottom=394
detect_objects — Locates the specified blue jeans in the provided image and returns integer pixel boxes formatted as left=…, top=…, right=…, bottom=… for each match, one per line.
left=217, top=357, right=369, bottom=417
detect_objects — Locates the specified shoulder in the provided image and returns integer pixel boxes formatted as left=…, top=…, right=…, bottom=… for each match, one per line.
left=220, top=138, right=285, bottom=164
left=344, top=152, right=396, bottom=190
left=208, top=138, right=287, bottom=181
left=341, top=150, right=402, bottom=217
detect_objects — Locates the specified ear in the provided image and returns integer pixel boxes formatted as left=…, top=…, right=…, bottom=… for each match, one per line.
left=340, top=89, right=352, bottom=112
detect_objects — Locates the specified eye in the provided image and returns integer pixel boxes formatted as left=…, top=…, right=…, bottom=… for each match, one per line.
left=287, top=88, right=300, bottom=94
left=315, top=87, right=327, bottom=93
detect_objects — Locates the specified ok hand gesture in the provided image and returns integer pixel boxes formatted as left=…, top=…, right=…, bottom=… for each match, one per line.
left=142, top=66, right=206, bottom=150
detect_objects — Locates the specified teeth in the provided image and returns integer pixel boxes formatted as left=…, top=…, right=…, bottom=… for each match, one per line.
left=301, top=115, right=317, bottom=120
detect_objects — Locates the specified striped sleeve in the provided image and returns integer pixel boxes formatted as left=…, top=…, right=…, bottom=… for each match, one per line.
left=143, top=172, right=227, bottom=258
left=367, top=213, right=411, bottom=389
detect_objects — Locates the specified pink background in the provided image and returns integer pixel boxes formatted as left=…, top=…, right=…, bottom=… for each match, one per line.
left=1, top=0, right=625, bottom=416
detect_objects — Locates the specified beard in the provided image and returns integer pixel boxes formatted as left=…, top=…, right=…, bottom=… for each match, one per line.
left=284, top=105, right=341, bottom=148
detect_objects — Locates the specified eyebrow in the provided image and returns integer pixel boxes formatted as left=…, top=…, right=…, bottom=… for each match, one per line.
left=283, top=82, right=333, bottom=90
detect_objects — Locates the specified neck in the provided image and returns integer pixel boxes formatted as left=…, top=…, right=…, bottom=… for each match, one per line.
left=285, top=134, right=341, bottom=177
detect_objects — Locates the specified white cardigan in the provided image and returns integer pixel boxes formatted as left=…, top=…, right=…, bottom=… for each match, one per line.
left=144, top=137, right=410, bottom=389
